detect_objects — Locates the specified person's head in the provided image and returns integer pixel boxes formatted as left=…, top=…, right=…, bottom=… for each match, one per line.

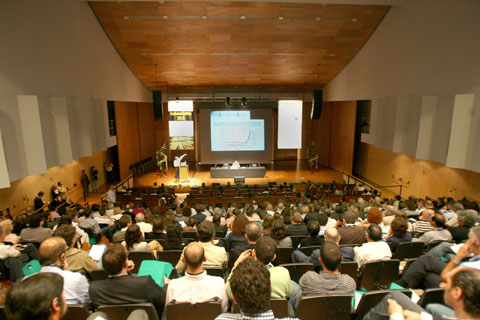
left=37, top=191, right=45, bottom=198
left=245, top=222, right=262, bottom=243
left=318, top=213, right=328, bottom=226
left=212, top=213, right=222, bottom=226
left=262, top=215, right=275, bottom=235
left=307, top=220, right=320, bottom=237
left=230, top=258, right=271, bottom=314
left=53, top=225, right=76, bottom=248
left=182, top=207, right=192, bottom=217
left=125, top=224, right=143, bottom=249
left=390, top=217, right=408, bottom=238
left=467, top=226, right=480, bottom=256
left=119, top=214, right=132, bottom=229
left=102, top=244, right=128, bottom=275
left=451, top=202, right=465, bottom=212
left=320, top=242, right=342, bottom=272
left=441, top=267, right=480, bottom=318
left=394, top=211, right=408, bottom=222
left=135, top=213, right=145, bottom=223
left=367, top=207, right=383, bottom=225
left=270, top=219, right=286, bottom=241
left=151, top=216, right=163, bottom=233
left=291, top=212, right=303, bottom=224
left=166, top=221, right=183, bottom=248
left=0, top=226, right=6, bottom=242
left=6, top=272, right=66, bottom=320
left=253, top=236, right=276, bottom=264
left=187, top=216, right=197, bottom=228
left=39, top=237, right=68, bottom=267
left=232, top=214, right=249, bottom=236
left=343, top=210, right=356, bottom=224
left=366, top=224, right=382, bottom=242
left=197, top=220, right=215, bottom=242
left=91, top=204, right=100, bottom=212
left=182, top=242, right=205, bottom=272
left=324, top=228, right=341, bottom=245
left=458, top=210, right=476, bottom=228
left=28, top=212, right=44, bottom=228
left=431, top=213, right=446, bottom=228
left=421, top=209, right=434, bottom=221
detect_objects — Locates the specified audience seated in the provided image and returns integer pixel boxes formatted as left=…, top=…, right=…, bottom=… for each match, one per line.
left=0, top=225, right=24, bottom=282
left=175, top=221, right=227, bottom=274
left=225, top=214, right=249, bottom=251
left=5, top=272, right=67, bottom=320
left=166, top=242, right=228, bottom=312
left=412, top=209, right=435, bottom=237
left=413, top=213, right=452, bottom=246
left=298, top=242, right=356, bottom=298
left=89, top=243, right=167, bottom=318
left=354, top=224, right=392, bottom=269
left=448, top=210, right=475, bottom=243
left=217, top=258, right=299, bottom=320
left=164, top=222, right=185, bottom=250
left=145, top=216, right=166, bottom=240
left=286, top=212, right=308, bottom=237
left=229, top=222, right=262, bottom=264
left=79, top=208, right=113, bottom=241
left=112, top=214, right=132, bottom=243
left=386, top=217, right=413, bottom=252
left=365, top=268, right=480, bottom=320
left=20, top=212, right=53, bottom=243
left=135, top=213, right=153, bottom=236
left=271, top=219, right=292, bottom=248
left=298, top=221, right=323, bottom=248
left=38, top=237, right=90, bottom=305
left=123, top=224, right=162, bottom=258
left=292, top=228, right=354, bottom=268
left=53, top=224, right=100, bottom=275
left=396, top=226, right=480, bottom=289
left=336, top=210, right=365, bottom=245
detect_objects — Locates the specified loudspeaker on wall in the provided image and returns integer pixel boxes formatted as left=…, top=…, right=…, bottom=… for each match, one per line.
left=311, top=89, right=323, bottom=119
left=153, top=90, right=163, bottom=120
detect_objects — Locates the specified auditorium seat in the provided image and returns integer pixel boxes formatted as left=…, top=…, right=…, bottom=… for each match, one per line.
left=98, top=303, right=159, bottom=320
left=297, top=295, right=352, bottom=320
left=166, top=302, right=222, bottom=320
left=91, top=269, right=108, bottom=281
left=205, top=267, right=225, bottom=279
left=299, top=245, right=322, bottom=256
left=355, top=289, right=412, bottom=320
left=417, top=288, right=445, bottom=308
left=273, top=247, right=293, bottom=265
left=63, top=304, right=89, bottom=320
left=157, top=250, right=183, bottom=267
left=290, top=236, right=307, bottom=249
left=127, top=251, right=156, bottom=274
left=232, top=298, right=289, bottom=317
left=339, top=261, right=358, bottom=287
left=359, top=259, right=400, bottom=291
left=393, top=242, right=425, bottom=260
left=280, top=263, right=314, bottom=283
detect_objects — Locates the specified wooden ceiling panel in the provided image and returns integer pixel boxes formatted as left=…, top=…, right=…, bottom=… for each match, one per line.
left=90, top=1, right=389, bottom=92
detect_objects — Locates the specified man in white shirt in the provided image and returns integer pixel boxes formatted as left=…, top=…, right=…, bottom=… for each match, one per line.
left=135, top=213, right=152, bottom=236
left=354, top=224, right=392, bottom=269
left=413, top=213, right=452, bottom=246
left=166, top=242, right=228, bottom=312
left=38, top=237, right=90, bottom=305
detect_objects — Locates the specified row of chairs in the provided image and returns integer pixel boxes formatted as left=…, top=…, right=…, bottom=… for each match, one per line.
left=50, top=286, right=445, bottom=320
left=129, top=157, right=156, bottom=177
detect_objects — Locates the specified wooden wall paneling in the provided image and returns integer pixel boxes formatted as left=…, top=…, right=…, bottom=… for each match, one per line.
left=137, top=102, right=157, bottom=160
left=115, top=101, right=141, bottom=179
left=328, top=101, right=356, bottom=174
left=356, top=143, right=480, bottom=201
left=311, top=101, right=332, bottom=168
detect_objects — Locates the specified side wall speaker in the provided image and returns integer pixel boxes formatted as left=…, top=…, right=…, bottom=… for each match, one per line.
left=153, top=90, right=163, bottom=120
left=311, top=89, right=323, bottom=119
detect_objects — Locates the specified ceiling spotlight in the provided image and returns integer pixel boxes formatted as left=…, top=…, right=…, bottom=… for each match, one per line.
left=226, top=97, right=231, bottom=105
left=241, top=97, right=247, bottom=106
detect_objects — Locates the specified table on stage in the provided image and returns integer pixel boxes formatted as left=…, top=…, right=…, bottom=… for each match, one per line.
left=210, top=166, right=267, bottom=179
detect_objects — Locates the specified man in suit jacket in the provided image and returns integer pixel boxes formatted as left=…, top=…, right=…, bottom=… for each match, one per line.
left=89, top=244, right=167, bottom=318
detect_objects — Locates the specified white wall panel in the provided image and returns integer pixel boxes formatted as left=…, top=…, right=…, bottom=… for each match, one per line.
left=446, top=94, right=474, bottom=169
left=51, top=97, right=73, bottom=165
left=0, top=129, right=10, bottom=188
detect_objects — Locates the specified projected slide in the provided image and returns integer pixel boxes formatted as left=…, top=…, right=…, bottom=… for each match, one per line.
left=211, top=111, right=265, bottom=151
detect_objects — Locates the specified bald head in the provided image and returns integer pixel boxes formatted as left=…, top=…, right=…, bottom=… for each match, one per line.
left=39, top=237, right=67, bottom=266
left=184, top=242, right=205, bottom=270
left=246, top=222, right=262, bottom=243
left=422, top=209, right=435, bottom=221
left=324, top=228, right=341, bottom=245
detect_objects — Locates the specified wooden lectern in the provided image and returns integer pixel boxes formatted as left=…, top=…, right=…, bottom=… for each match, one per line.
left=179, top=165, right=189, bottom=181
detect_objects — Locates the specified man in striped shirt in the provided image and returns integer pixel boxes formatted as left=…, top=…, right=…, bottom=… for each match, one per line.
left=412, top=209, right=435, bottom=237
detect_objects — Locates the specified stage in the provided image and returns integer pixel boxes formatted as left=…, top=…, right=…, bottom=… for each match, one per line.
left=134, top=160, right=343, bottom=189
left=210, top=166, right=267, bottom=179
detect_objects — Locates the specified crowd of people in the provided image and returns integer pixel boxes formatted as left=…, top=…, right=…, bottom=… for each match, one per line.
left=1, top=182, right=480, bottom=320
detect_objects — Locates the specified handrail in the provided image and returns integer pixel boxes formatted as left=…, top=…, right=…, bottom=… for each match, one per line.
left=341, top=172, right=382, bottom=197
left=100, top=174, right=134, bottom=202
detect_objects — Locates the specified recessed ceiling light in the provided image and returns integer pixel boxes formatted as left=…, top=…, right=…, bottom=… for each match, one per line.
left=278, top=17, right=284, bottom=20
left=202, top=16, right=207, bottom=19
left=163, top=16, right=168, bottom=19
left=315, top=17, right=322, bottom=21
left=240, top=16, right=246, bottom=20
left=352, top=18, right=358, bottom=22
left=123, top=16, right=129, bottom=20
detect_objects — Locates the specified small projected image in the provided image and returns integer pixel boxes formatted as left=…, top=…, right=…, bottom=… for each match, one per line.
left=170, top=136, right=194, bottom=150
